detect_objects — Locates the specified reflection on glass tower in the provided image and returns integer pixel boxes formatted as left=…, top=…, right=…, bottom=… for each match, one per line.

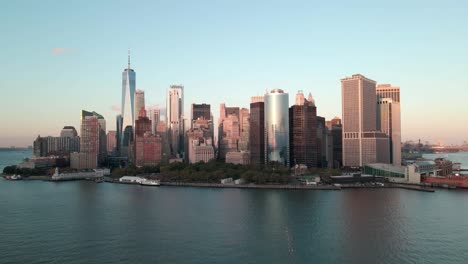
left=265, top=89, right=290, bottom=167
left=119, top=51, right=136, bottom=155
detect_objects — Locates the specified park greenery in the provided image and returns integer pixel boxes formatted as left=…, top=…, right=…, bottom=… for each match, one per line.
left=2, top=165, right=81, bottom=177
left=111, top=161, right=342, bottom=184
left=111, top=161, right=290, bottom=184
left=2, top=165, right=47, bottom=176
left=3, top=160, right=341, bottom=184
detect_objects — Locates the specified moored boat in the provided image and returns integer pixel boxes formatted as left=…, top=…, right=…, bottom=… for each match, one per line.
left=140, top=179, right=160, bottom=186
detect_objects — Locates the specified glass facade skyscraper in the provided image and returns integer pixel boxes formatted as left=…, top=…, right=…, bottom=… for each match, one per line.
left=121, top=54, right=136, bottom=145
left=264, top=89, right=290, bottom=167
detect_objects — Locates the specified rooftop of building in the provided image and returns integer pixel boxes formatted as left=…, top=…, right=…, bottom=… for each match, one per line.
left=407, top=160, right=436, bottom=166
left=376, top=84, right=400, bottom=90
left=365, top=163, right=406, bottom=174
left=270, top=88, right=285, bottom=94
left=341, top=74, right=376, bottom=83
left=81, top=110, right=104, bottom=120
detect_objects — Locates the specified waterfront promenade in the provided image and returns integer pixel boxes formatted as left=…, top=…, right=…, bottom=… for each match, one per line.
left=0, top=174, right=436, bottom=192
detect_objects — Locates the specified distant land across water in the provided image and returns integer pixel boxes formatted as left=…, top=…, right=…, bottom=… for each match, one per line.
left=0, top=148, right=32, bottom=171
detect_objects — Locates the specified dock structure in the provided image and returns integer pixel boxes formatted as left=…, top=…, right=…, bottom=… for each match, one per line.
left=51, top=167, right=110, bottom=181
left=161, top=182, right=341, bottom=190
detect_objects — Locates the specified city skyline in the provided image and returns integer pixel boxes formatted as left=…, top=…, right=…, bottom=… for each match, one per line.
left=2, top=1, right=468, bottom=146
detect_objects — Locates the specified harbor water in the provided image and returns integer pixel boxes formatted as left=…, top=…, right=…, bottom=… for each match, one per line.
left=1, top=150, right=468, bottom=263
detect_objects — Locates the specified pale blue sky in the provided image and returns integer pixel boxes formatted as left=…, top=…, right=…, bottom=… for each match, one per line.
left=1, top=0, right=467, bottom=147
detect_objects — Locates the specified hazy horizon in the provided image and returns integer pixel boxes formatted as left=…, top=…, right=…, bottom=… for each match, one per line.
left=2, top=1, right=467, bottom=147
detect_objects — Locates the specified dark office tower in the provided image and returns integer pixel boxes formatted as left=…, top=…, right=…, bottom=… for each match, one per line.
left=316, top=116, right=326, bottom=167
left=122, top=126, right=134, bottom=157
left=249, top=96, right=265, bottom=166
left=135, top=108, right=152, bottom=137
left=191, top=103, right=211, bottom=123
left=289, top=91, right=318, bottom=168
left=116, top=115, right=123, bottom=156
left=331, top=124, right=343, bottom=168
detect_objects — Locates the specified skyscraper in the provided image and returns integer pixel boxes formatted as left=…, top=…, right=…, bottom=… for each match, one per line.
left=134, top=108, right=162, bottom=166
left=120, top=52, right=136, bottom=147
left=82, top=110, right=107, bottom=164
left=134, top=90, right=145, bottom=119
left=378, top=98, right=401, bottom=165
left=189, top=103, right=214, bottom=143
left=135, top=132, right=162, bottom=167
left=341, top=74, right=390, bottom=167
left=135, top=108, right=152, bottom=138
left=33, top=128, right=80, bottom=157
left=191, top=103, right=211, bottom=123
left=289, top=91, right=317, bottom=168
left=376, top=84, right=400, bottom=102
left=70, top=110, right=102, bottom=169
left=107, top=131, right=117, bottom=155
left=218, top=103, right=241, bottom=160
left=150, top=108, right=160, bottom=135
left=60, top=126, right=78, bottom=138
left=115, top=115, right=123, bottom=156
left=249, top=96, right=265, bottom=165
left=239, top=108, right=250, bottom=151
left=265, top=89, right=290, bottom=167
left=330, top=121, right=343, bottom=168
left=377, top=84, right=401, bottom=166
left=166, top=85, right=184, bottom=157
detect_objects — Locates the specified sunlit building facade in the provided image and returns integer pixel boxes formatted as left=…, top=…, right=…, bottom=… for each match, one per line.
left=121, top=54, right=136, bottom=139
left=377, top=84, right=401, bottom=166
left=166, top=85, right=184, bottom=157
left=265, top=89, right=290, bottom=167
left=134, top=90, right=145, bottom=119
left=341, top=74, right=390, bottom=167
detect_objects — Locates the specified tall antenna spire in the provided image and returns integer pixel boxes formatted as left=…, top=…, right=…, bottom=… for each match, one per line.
left=128, top=49, right=131, bottom=69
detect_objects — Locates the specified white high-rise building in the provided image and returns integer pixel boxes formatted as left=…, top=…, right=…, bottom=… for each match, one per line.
left=377, top=86, right=401, bottom=166
left=341, top=74, right=390, bottom=167
left=166, top=85, right=184, bottom=156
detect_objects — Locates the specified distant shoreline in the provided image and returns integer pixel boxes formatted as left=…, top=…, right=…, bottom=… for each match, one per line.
left=0, top=148, right=31, bottom=151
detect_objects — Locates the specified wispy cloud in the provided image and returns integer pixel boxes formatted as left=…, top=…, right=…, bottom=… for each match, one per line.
left=51, top=48, right=77, bottom=55
left=111, top=105, right=121, bottom=112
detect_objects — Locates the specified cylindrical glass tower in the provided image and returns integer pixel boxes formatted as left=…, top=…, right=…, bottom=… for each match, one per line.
left=264, top=89, right=290, bottom=167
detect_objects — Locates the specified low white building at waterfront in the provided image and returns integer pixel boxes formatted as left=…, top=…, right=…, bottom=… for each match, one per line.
left=51, top=167, right=110, bottom=181
left=221, top=178, right=233, bottom=184
left=363, top=162, right=437, bottom=184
